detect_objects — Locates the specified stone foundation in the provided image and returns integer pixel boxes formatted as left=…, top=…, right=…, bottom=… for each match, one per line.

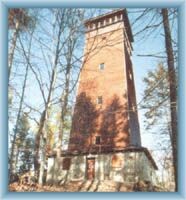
left=46, top=149, right=157, bottom=185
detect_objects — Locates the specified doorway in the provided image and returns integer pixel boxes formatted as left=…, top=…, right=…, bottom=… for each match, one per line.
left=86, top=158, right=95, bottom=180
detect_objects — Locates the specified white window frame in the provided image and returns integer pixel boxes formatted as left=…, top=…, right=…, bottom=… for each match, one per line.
left=97, top=96, right=103, bottom=104
left=99, top=63, right=105, bottom=70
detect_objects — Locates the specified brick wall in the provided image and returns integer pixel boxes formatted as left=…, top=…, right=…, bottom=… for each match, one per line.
left=68, top=10, right=140, bottom=153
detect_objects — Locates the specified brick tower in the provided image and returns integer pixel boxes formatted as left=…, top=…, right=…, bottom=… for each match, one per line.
left=68, top=9, right=141, bottom=152
left=47, top=9, right=157, bottom=185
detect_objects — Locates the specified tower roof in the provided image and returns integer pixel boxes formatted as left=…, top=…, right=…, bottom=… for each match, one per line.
left=84, top=9, right=133, bottom=42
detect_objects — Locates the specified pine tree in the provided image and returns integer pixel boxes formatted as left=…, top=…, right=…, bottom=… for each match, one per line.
left=10, top=113, right=30, bottom=175
left=19, top=137, right=34, bottom=174
left=141, top=63, right=170, bottom=130
left=141, top=62, right=177, bottom=189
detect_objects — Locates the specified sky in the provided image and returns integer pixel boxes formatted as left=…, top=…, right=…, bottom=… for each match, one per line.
left=127, top=9, right=178, bottom=176
left=131, top=27, right=165, bottom=148
left=128, top=9, right=177, bottom=152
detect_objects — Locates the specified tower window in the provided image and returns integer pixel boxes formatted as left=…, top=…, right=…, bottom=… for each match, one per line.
left=93, top=23, right=96, bottom=29
left=112, top=16, right=115, bottom=23
left=99, top=63, right=105, bottom=70
left=106, top=18, right=110, bottom=25
left=117, top=14, right=122, bottom=20
left=62, top=158, right=71, bottom=170
left=97, top=96, right=103, bottom=104
left=95, top=136, right=101, bottom=145
left=129, top=72, right=133, bottom=80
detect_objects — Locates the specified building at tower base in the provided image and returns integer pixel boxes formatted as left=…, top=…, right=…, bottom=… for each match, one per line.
left=47, top=147, right=157, bottom=185
left=46, top=9, right=158, bottom=186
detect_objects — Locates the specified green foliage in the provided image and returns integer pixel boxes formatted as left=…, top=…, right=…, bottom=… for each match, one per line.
left=19, top=137, right=34, bottom=173
left=15, top=113, right=34, bottom=173
left=141, top=63, right=170, bottom=130
left=16, top=113, right=30, bottom=147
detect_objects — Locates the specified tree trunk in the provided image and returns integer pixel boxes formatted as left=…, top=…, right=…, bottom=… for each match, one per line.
left=36, top=12, right=63, bottom=184
left=58, top=29, right=77, bottom=152
left=58, top=63, right=71, bottom=149
left=8, top=21, right=20, bottom=81
left=34, top=110, right=47, bottom=178
left=162, top=8, right=178, bottom=191
left=38, top=135, right=46, bottom=185
left=9, top=68, right=28, bottom=177
left=36, top=63, right=58, bottom=184
left=9, top=35, right=31, bottom=180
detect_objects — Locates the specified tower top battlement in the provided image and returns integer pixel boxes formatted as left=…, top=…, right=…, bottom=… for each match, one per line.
left=84, top=9, right=133, bottom=42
